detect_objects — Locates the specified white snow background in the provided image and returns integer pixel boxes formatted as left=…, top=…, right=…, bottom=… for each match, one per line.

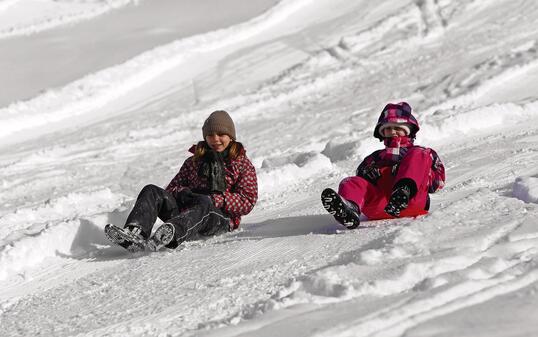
left=1, top=0, right=538, bottom=336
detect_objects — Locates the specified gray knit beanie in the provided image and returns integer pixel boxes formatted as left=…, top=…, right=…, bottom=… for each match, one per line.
left=202, top=110, right=236, bottom=140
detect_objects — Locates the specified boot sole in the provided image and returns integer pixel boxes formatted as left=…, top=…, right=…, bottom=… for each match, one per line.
left=321, top=188, right=360, bottom=229
left=147, top=223, right=176, bottom=251
left=104, top=224, right=146, bottom=253
left=384, top=189, right=410, bottom=217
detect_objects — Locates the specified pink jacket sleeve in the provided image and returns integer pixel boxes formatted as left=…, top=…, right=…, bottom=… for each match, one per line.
left=428, top=149, right=445, bottom=193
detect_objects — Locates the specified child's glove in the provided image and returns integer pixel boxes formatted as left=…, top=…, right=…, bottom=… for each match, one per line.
left=357, top=163, right=381, bottom=184
left=177, top=188, right=196, bottom=206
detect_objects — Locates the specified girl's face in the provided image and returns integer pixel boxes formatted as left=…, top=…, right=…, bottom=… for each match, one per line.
left=205, top=133, right=231, bottom=152
left=382, top=126, right=408, bottom=138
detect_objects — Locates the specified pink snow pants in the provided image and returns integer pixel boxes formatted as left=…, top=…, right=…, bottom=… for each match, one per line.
left=339, top=147, right=432, bottom=220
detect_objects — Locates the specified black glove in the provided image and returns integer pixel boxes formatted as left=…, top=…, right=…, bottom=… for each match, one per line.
left=357, top=163, right=381, bottom=184
left=177, top=188, right=196, bottom=206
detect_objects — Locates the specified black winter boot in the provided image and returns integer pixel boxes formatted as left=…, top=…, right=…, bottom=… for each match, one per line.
left=321, top=188, right=361, bottom=229
left=384, top=184, right=412, bottom=217
left=147, top=223, right=176, bottom=251
left=124, top=223, right=147, bottom=240
left=104, top=223, right=146, bottom=253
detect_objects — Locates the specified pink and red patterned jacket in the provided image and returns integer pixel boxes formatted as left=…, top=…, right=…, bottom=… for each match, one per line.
left=357, top=147, right=445, bottom=193
left=165, top=145, right=258, bottom=230
left=358, top=102, right=445, bottom=193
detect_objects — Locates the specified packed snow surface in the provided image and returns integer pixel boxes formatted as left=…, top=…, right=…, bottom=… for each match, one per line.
left=1, top=0, right=538, bottom=336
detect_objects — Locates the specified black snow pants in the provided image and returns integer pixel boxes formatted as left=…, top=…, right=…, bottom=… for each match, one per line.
left=125, top=184, right=231, bottom=248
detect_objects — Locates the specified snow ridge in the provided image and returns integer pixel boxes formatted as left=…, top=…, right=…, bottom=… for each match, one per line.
left=0, top=189, right=128, bottom=281
left=0, top=0, right=312, bottom=141
left=419, top=100, right=538, bottom=143
left=0, top=0, right=137, bottom=38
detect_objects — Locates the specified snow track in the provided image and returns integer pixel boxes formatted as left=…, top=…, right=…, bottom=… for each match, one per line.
left=0, top=228, right=385, bottom=336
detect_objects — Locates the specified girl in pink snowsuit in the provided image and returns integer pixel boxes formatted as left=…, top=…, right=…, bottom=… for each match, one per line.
left=322, top=102, right=445, bottom=228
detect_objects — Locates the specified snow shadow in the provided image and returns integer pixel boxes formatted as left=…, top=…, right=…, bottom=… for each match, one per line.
left=65, top=211, right=380, bottom=259
left=62, top=207, right=138, bottom=260
left=59, top=219, right=133, bottom=260
left=230, top=214, right=345, bottom=240
left=69, top=218, right=110, bottom=254
left=496, top=175, right=538, bottom=204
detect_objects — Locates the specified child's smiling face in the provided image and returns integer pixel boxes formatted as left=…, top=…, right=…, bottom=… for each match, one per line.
left=382, top=126, right=408, bottom=138
left=205, top=133, right=231, bottom=152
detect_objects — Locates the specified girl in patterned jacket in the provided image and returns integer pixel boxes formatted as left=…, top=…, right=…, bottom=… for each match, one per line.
left=321, top=102, right=445, bottom=228
left=105, top=110, right=258, bottom=252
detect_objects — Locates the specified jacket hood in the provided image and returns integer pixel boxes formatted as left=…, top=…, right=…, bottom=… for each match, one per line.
left=373, top=102, right=420, bottom=140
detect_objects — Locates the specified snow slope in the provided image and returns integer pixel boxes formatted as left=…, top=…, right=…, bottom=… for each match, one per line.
left=1, top=0, right=538, bottom=336
left=0, top=0, right=278, bottom=106
left=0, top=0, right=137, bottom=38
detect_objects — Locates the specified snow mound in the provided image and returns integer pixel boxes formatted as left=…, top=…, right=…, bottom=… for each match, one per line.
left=0, top=218, right=105, bottom=281
left=0, top=189, right=129, bottom=280
left=512, top=176, right=538, bottom=203
left=0, top=189, right=128, bottom=244
left=419, top=100, right=538, bottom=143
left=258, top=152, right=332, bottom=196
left=321, top=139, right=360, bottom=163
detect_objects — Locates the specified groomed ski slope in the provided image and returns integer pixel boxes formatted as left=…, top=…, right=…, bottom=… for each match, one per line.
left=1, top=0, right=538, bottom=336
